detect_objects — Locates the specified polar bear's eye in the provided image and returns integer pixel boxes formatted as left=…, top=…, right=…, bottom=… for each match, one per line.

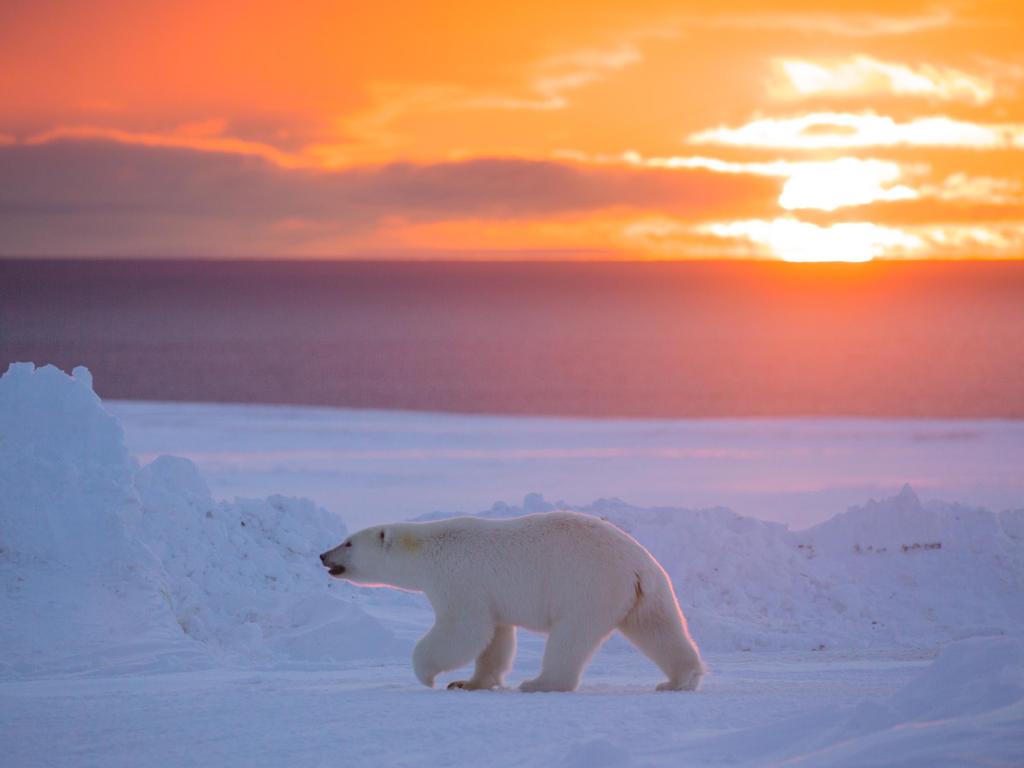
left=379, top=530, right=386, bottom=541
left=344, top=542, right=352, bottom=548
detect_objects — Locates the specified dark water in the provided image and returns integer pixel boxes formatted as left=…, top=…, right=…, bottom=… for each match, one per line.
left=2, top=258, right=1023, bottom=417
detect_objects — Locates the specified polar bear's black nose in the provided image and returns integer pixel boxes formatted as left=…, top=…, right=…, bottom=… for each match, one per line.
left=319, top=552, right=330, bottom=564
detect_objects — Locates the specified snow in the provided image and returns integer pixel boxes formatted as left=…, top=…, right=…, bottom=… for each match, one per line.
left=0, top=363, right=402, bottom=678
left=416, top=491, right=1024, bottom=653
left=107, top=399, right=1024, bottom=532
left=2, top=363, right=1023, bottom=767
left=734, top=638, right=1024, bottom=767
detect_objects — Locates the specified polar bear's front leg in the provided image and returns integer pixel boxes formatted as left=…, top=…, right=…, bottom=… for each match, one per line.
left=413, top=615, right=495, bottom=688
left=447, top=624, right=516, bottom=691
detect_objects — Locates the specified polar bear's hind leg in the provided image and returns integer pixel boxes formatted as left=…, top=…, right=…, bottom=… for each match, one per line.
left=619, top=579, right=704, bottom=692
left=447, top=624, right=516, bottom=690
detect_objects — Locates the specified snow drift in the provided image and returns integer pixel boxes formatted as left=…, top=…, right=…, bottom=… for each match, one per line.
left=419, top=490, right=1024, bottom=653
left=2, top=363, right=1022, bottom=680
left=649, top=635, right=1024, bottom=767
left=0, top=363, right=404, bottom=679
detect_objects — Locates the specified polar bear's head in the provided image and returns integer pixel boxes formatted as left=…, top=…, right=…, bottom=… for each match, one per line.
left=319, top=524, right=426, bottom=591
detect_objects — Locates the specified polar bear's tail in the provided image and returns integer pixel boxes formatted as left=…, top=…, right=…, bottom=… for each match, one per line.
left=619, top=565, right=705, bottom=691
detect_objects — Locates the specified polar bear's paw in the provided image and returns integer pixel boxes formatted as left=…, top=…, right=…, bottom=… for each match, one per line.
left=519, top=677, right=575, bottom=693
left=656, top=667, right=703, bottom=692
left=446, top=679, right=500, bottom=691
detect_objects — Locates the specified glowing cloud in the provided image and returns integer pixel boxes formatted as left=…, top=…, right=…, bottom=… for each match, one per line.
left=689, top=113, right=1024, bottom=150
left=923, top=174, right=1022, bottom=205
left=691, top=9, right=956, bottom=37
left=772, top=56, right=993, bottom=104
left=704, top=218, right=924, bottom=262
left=462, top=42, right=644, bottom=111
left=2, top=1, right=1023, bottom=259
left=778, top=158, right=917, bottom=211
left=617, top=152, right=917, bottom=212
left=920, top=223, right=1024, bottom=253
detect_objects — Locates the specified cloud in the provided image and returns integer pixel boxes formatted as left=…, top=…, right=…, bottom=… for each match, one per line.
left=701, top=213, right=1024, bottom=261
left=26, top=125, right=302, bottom=166
left=922, top=173, right=1022, bottom=205
left=612, top=152, right=920, bottom=212
left=916, top=223, right=1024, bottom=253
left=464, top=42, right=644, bottom=111
left=688, top=112, right=1024, bottom=150
left=770, top=56, right=994, bottom=104
left=702, top=217, right=924, bottom=262
left=799, top=198, right=1024, bottom=227
left=319, top=32, right=663, bottom=165
left=776, top=158, right=917, bottom=211
left=355, top=35, right=659, bottom=121
left=617, top=217, right=755, bottom=259
left=619, top=211, right=1024, bottom=262
left=0, top=137, right=780, bottom=255
left=691, top=9, right=956, bottom=38
left=613, top=152, right=1024, bottom=220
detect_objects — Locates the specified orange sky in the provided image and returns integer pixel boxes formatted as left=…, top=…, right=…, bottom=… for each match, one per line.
left=2, top=0, right=1023, bottom=260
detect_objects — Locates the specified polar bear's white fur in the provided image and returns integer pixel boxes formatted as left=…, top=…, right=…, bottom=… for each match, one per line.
left=320, top=512, right=703, bottom=692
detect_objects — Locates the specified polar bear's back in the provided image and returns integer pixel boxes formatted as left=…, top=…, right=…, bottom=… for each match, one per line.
left=418, top=512, right=661, bottom=632
left=428, top=511, right=650, bottom=567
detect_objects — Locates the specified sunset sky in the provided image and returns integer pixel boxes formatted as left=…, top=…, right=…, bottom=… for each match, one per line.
left=2, top=0, right=1023, bottom=261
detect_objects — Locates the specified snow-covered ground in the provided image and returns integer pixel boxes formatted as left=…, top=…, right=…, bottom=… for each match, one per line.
left=2, top=364, right=1023, bottom=767
left=108, top=399, right=1024, bottom=531
left=9, top=646, right=1022, bottom=768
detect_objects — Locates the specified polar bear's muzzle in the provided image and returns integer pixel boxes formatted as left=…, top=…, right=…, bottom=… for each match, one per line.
left=319, top=551, right=347, bottom=577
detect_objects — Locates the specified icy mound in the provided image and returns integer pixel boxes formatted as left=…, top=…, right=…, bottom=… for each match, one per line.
left=799, top=486, right=1024, bottom=651
left=135, top=456, right=407, bottom=663
left=0, top=364, right=140, bottom=565
left=0, top=364, right=185, bottom=677
left=0, top=364, right=402, bottom=678
left=773, top=637, right=1024, bottom=766
left=422, top=490, right=1024, bottom=652
left=135, top=456, right=405, bottom=663
left=886, top=636, right=1024, bottom=721
left=674, top=636, right=1024, bottom=766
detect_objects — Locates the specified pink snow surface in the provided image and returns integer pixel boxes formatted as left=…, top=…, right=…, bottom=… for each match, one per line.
left=1, top=363, right=1022, bottom=767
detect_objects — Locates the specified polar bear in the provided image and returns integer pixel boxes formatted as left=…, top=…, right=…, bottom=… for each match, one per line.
left=319, top=512, right=703, bottom=692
